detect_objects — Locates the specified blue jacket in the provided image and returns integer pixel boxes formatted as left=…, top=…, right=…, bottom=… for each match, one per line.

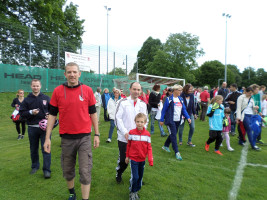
left=19, top=92, right=50, bottom=125
left=180, top=93, right=196, bottom=116
left=160, top=95, right=190, bottom=125
left=207, top=104, right=224, bottom=131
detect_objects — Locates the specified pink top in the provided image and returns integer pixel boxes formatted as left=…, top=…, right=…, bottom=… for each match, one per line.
left=222, top=117, right=231, bottom=133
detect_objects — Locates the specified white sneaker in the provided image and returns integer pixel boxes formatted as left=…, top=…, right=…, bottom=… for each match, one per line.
left=106, top=138, right=111, bottom=143
left=228, top=147, right=234, bottom=151
left=220, top=143, right=223, bottom=147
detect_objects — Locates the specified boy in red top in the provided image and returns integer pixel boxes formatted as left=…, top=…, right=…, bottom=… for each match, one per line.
left=125, top=113, right=153, bottom=200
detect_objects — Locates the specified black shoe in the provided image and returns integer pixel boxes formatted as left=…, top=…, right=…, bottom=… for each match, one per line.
left=68, top=193, right=76, bottom=200
left=21, top=135, right=24, bottom=139
left=17, top=135, right=21, bottom=140
left=116, top=174, right=122, bottom=184
left=30, top=168, right=39, bottom=175
left=252, top=146, right=261, bottom=151
left=44, top=171, right=51, bottom=179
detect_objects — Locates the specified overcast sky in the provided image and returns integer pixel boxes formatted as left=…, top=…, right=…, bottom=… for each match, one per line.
left=68, top=0, right=267, bottom=74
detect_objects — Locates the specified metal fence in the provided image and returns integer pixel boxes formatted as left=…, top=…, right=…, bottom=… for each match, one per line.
left=0, top=21, right=136, bottom=75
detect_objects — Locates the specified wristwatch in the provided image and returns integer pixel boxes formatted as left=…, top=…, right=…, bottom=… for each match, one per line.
left=94, top=133, right=100, bottom=136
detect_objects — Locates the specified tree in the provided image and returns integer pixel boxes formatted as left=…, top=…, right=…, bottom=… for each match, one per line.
left=255, top=68, right=267, bottom=86
left=0, top=0, right=84, bottom=68
left=241, top=67, right=256, bottom=87
left=227, top=64, right=242, bottom=87
left=108, top=67, right=126, bottom=76
left=130, top=36, right=162, bottom=74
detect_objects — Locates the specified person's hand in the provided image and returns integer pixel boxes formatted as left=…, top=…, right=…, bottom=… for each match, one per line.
left=45, top=113, right=49, bottom=119
left=43, top=138, right=51, bottom=153
left=255, top=106, right=259, bottom=110
left=125, top=157, right=129, bottom=164
left=94, top=136, right=100, bottom=148
left=187, top=119, right=191, bottom=124
left=228, top=101, right=235, bottom=105
left=236, top=119, right=240, bottom=124
left=194, top=114, right=198, bottom=119
left=149, top=162, right=153, bottom=166
left=32, top=109, right=40, bottom=115
left=125, top=133, right=129, bottom=141
left=160, top=122, right=164, bottom=126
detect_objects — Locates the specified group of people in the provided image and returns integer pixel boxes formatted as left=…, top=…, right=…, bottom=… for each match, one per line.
left=10, top=61, right=266, bottom=200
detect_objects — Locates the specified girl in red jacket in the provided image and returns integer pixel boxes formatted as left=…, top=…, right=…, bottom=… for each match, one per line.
left=125, top=113, right=153, bottom=200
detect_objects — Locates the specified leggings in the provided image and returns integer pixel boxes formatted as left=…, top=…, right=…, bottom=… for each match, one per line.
left=15, top=121, right=26, bottom=135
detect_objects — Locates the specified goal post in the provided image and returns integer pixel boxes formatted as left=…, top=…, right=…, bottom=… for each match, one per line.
left=136, top=73, right=185, bottom=86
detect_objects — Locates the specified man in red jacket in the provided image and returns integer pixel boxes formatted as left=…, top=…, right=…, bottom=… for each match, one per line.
left=125, top=113, right=153, bottom=200
left=44, top=62, right=100, bottom=200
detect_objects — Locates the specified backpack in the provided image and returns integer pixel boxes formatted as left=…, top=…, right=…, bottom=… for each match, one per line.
left=250, top=114, right=262, bottom=135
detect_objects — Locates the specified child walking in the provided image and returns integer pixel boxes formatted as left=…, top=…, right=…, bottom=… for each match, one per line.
left=222, top=108, right=234, bottom=151
left=125, top=113, right=153, bottom=200
left=205, top=95, right=225, bottom=155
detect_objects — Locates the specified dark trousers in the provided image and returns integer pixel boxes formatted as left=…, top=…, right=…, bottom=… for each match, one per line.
left=238, top=121, right=246, bottom=144
left=164, top=121, right=180, bottom=153
left=243, top=114, right=261, bottom=148
left=230, top=111, right=236, bottom=133
left=108, top=119, right=115, bottom=139
left=129, top=160, right=145, bottom=193
left=206, top=130, right=223, bottom=150
left=116, top=140, right=128, bottom=177
left=28, top=126, right=51, bottom=173
left=104, top=108, right=110, bottom=121
left=15, top=121, right=26, bottom=135
left=200, top=102, right=208, bottom=121
left=196, top=103, right=200, bottom=116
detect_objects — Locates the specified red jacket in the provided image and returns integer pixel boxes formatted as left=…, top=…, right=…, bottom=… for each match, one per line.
left=126, top=128, right=153, bottom=166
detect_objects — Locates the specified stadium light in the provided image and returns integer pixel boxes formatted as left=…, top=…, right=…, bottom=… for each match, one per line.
left=222, top=13, right=231, bottom=83
left=104, top=6, right=111, bottom=74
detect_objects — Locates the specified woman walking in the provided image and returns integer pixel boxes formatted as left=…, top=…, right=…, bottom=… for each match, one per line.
left=11, top=89, right=26, bottom=139
left=149, top=84, right=166, bottom=136
left=178, top=84, right=197, bottom=147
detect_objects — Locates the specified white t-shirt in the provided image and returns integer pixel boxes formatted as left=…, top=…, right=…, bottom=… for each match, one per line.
left=244, top=100, right=254, bottom=115
left=173, top=97, right=182, bottom=121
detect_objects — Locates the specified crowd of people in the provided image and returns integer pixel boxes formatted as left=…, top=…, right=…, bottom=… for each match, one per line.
left=10, top=62, right=267, bottom=200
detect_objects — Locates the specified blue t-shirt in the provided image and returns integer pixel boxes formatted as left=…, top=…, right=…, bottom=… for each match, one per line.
left=207, top=104, right=225, bottom=131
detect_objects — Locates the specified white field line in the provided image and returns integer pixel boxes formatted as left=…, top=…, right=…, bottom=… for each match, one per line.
left=246, top=163, right=267, bottom=168
left=229, top=142, right=249, bottom=200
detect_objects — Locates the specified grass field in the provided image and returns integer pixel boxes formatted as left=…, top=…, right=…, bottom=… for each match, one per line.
left=0, top=92, right=267, bottom=200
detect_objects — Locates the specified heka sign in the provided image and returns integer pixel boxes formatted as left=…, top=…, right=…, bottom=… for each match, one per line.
left=65, top=52, right=90, bottom=72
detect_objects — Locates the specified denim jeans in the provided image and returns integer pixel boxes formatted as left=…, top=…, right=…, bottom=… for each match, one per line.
left=230, top=111, right=236, bottom=133
left=150, top=110, right=165, bottom=135
left=108, top=119, right=115, bottom=139
left=164, top=121, right=180, bottom=153
left=178, top=114, right=195, bottom=143
left=28, top=126, right=51, bottom=172
left=129, top=160, right=145, bottom=193
left=243, top=114, right=260, bottom=148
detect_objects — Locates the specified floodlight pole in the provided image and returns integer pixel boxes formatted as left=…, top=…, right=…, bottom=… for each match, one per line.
left=222, top=13, right=231, bottom=83
left=105, top=6, right=111, bottom=74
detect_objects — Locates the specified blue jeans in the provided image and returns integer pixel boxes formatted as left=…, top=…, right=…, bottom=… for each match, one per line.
left=178, top=114, right=195, bottom=143
left=243, top=114, right=260, bottom=148
left=150, top=110, right=165, bottom=135
left=230, top=111, right=236, bottom=133
left=129, top=160, right=145, bottom=193
left=108, top=119, right=115, bottom=139
left=28, top=126, right=51, bottom=172
left=164, top=121, right=180, bottom=153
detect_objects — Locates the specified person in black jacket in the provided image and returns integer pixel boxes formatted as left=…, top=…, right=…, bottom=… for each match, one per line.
left=178, top=84, right=197, bottom=147
left=11, top=89, right=26, bottom=139
left=149, top=84, right=166, bottom=136
left=225, top=83, right=241, bottom=136
left=19, top=79, right=51, bottom=178
left=101, top=88, right=110, bottom=121
left=218, top=82, right=229, bottom=107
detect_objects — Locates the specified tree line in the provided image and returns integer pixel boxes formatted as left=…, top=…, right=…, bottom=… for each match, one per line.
left=130, top=34, right=267, bottom=88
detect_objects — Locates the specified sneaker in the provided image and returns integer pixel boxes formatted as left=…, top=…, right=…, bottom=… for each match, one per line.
left=106, top=138, right=111, bottom=143
left=215, top=150, right=223, bottom=155
left=68, top=193, right=76, bottom=200
left=162, top=146, right=171, bottom=153
left=17, top=135, right=21, bottom=140
left=230, top=132, right=236, bottom=136
left=252, top=146, right=261, bottom=151
left=175, top=152, right=182, bottom=160
left=179, top=142, right=182, bottom=145
left=228, top=147, right=234, bottom=151
left=256, top=140, right=264, bottom=145
left=161, top=133, right=167, bottom=137
left=129, top=192, right=135, bottom=200
left=238, top=142, right=245, bottom=146
left=116, top=174, right=122, bottom=184
left=21, top=135, right=24, bottom=139
left=135, top=192, right=140, bottom=200
left=187, top=142, right=196, bottom=147
left=220, top=143, right=223, bottom=147
left=205, top=143, right=210, bottom=151
left=44, top=171, right=51, bottom=179
left=30, top=168, right=39, bottom=175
